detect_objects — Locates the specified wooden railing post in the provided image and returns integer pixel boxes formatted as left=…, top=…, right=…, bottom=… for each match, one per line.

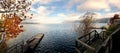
left=94, top=30, right=98, bottom=38
left=94, top=30, right=96, bottom=38
left=15, top=44, right=17, bottom=53
left=75, top=40, right=78, bottom=48
left=89, top=33, right=91, bottom=42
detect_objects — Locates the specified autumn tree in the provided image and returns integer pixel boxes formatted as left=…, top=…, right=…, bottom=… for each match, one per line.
left=0, top=0, right=33, bottom=42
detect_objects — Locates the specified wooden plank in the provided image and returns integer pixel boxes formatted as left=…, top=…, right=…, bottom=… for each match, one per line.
left=76, top=38, right=95, bottom=51
left=28, top=33, right=44, bottom=49
left=86, top=39, right=103, bottom=53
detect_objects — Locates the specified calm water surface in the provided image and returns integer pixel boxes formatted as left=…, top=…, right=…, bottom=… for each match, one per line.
left=7, top=23, right=107, bottom=53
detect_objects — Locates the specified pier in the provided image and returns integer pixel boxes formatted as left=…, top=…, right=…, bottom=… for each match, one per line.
left=3, top=33, right=44, bottom=53
left=25, top=33, right=44, bottom=52
left=28, top=33, right=44, bottom=49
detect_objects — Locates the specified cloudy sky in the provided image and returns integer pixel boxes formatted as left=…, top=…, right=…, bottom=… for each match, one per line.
left=27, top=0, right=120, bottom=24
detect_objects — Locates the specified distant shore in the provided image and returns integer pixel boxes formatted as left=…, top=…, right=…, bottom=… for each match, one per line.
left=21, top=22, right=40, bottom=24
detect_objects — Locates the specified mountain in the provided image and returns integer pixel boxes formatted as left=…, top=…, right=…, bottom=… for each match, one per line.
left=95, top=18, right=109, bottom=23
left=21, top=22, right=40, bottom=24
left=63, top=18, right=109, bottom=23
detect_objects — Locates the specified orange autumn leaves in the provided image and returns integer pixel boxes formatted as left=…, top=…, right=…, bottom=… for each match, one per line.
left=0, top=0, right=33, bottom=41
left=0, top=13, right=23, bottom=40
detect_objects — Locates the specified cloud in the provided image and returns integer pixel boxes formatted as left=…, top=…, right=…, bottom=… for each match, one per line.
left=32, top=0, right=52, bottom=4
left=28, top=6, right=61, bottom=24
left=30, top=5, right=55, bottom=16
left=28, top=12, right=81, bottom=24
left=76, top=0, right=120, bottom=12
left=27, top=0, right=61, bottom=24
left=25, top=15, right=63, bottom=24
left=95, top=11, right=120, bottom=19
left=37, top=6, right=52, bottom=16
left=57, top=13, right=82, bottom=21
left=109, top=0, right=120, bottom=9
left=28, top=0, right=120, bottom=24
left=57, top=13, right=67, bottom=18
left=28, top=5, right=58, bottom=24
left=33, top=0, right=61, bottom=4
left=77, top=0, right=110, bottom=11
left=65, top=0, right=82, bottom=9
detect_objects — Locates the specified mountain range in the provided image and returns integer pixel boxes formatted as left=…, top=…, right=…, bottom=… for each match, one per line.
left=63, top=18, right=109, bottom=23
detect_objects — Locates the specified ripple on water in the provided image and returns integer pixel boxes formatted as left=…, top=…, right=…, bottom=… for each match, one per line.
left=34, top=28, right=76, bottom=53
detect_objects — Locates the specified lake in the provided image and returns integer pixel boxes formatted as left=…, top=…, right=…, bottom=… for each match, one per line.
left=7, top=23, right=107, bottom=53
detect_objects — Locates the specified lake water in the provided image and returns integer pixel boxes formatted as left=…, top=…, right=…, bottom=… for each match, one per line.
left=7, top=23, right=107, bottom=53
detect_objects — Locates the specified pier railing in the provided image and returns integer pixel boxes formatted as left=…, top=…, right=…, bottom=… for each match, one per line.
left=1, top=40, right=29, bottom=53
left=75, top=30, right=106, bottom=53
left=0, top=40, right=30, bottom=53
left=75, top=26, right=120, bottom=53
left=98, top=27, right=120, bottom=53
left=0, top=33, right=44, bottom=53
left=7, top=40, right=28, bottom=53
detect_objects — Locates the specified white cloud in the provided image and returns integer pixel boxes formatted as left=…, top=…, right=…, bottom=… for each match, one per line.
left=51, top=6, right=56, bottom=10
left=26, top=15, right=63, bottom=24
left=33, top=0, right=61, bottom=4
left=27, top=5, right=59, bottom=24
left=76, top=0, right=120, bottom=12
left=37, top=6, right=52, bottom=16
left=65, top=13, right=81, bottom=21
left=95, top=11, right=120, bottom=19
left=28, top=0, right=120, bottom=24
left=57, top=13, right=81, bottom=21
left=30, top=5, right=55, bottom=16
left=30, top=7, right=36, bottom=12
left=109, top=0, right=120, bottom=9
left=65, top=0, right=82, bottom=9
left=32, top=0, right=52, bottom=4
left=27, top=12, right=81, bottom=24
left=77, top=0, right=110, bottom=11
left=57, top=13, right=67, bottom=18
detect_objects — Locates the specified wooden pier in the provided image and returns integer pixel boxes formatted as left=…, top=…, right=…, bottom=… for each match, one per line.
left=27, top=33, right=44, bottom=50
left=2, top=33, right=44, bottom=53
left=25, top=33, right=44, bottom=53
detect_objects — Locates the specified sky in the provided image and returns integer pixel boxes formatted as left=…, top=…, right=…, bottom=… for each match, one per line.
left=26, top=0, right=120, bottom=24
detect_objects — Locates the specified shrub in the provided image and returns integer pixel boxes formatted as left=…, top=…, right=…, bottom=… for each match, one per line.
left=106, top=25, right=120, bottom=35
